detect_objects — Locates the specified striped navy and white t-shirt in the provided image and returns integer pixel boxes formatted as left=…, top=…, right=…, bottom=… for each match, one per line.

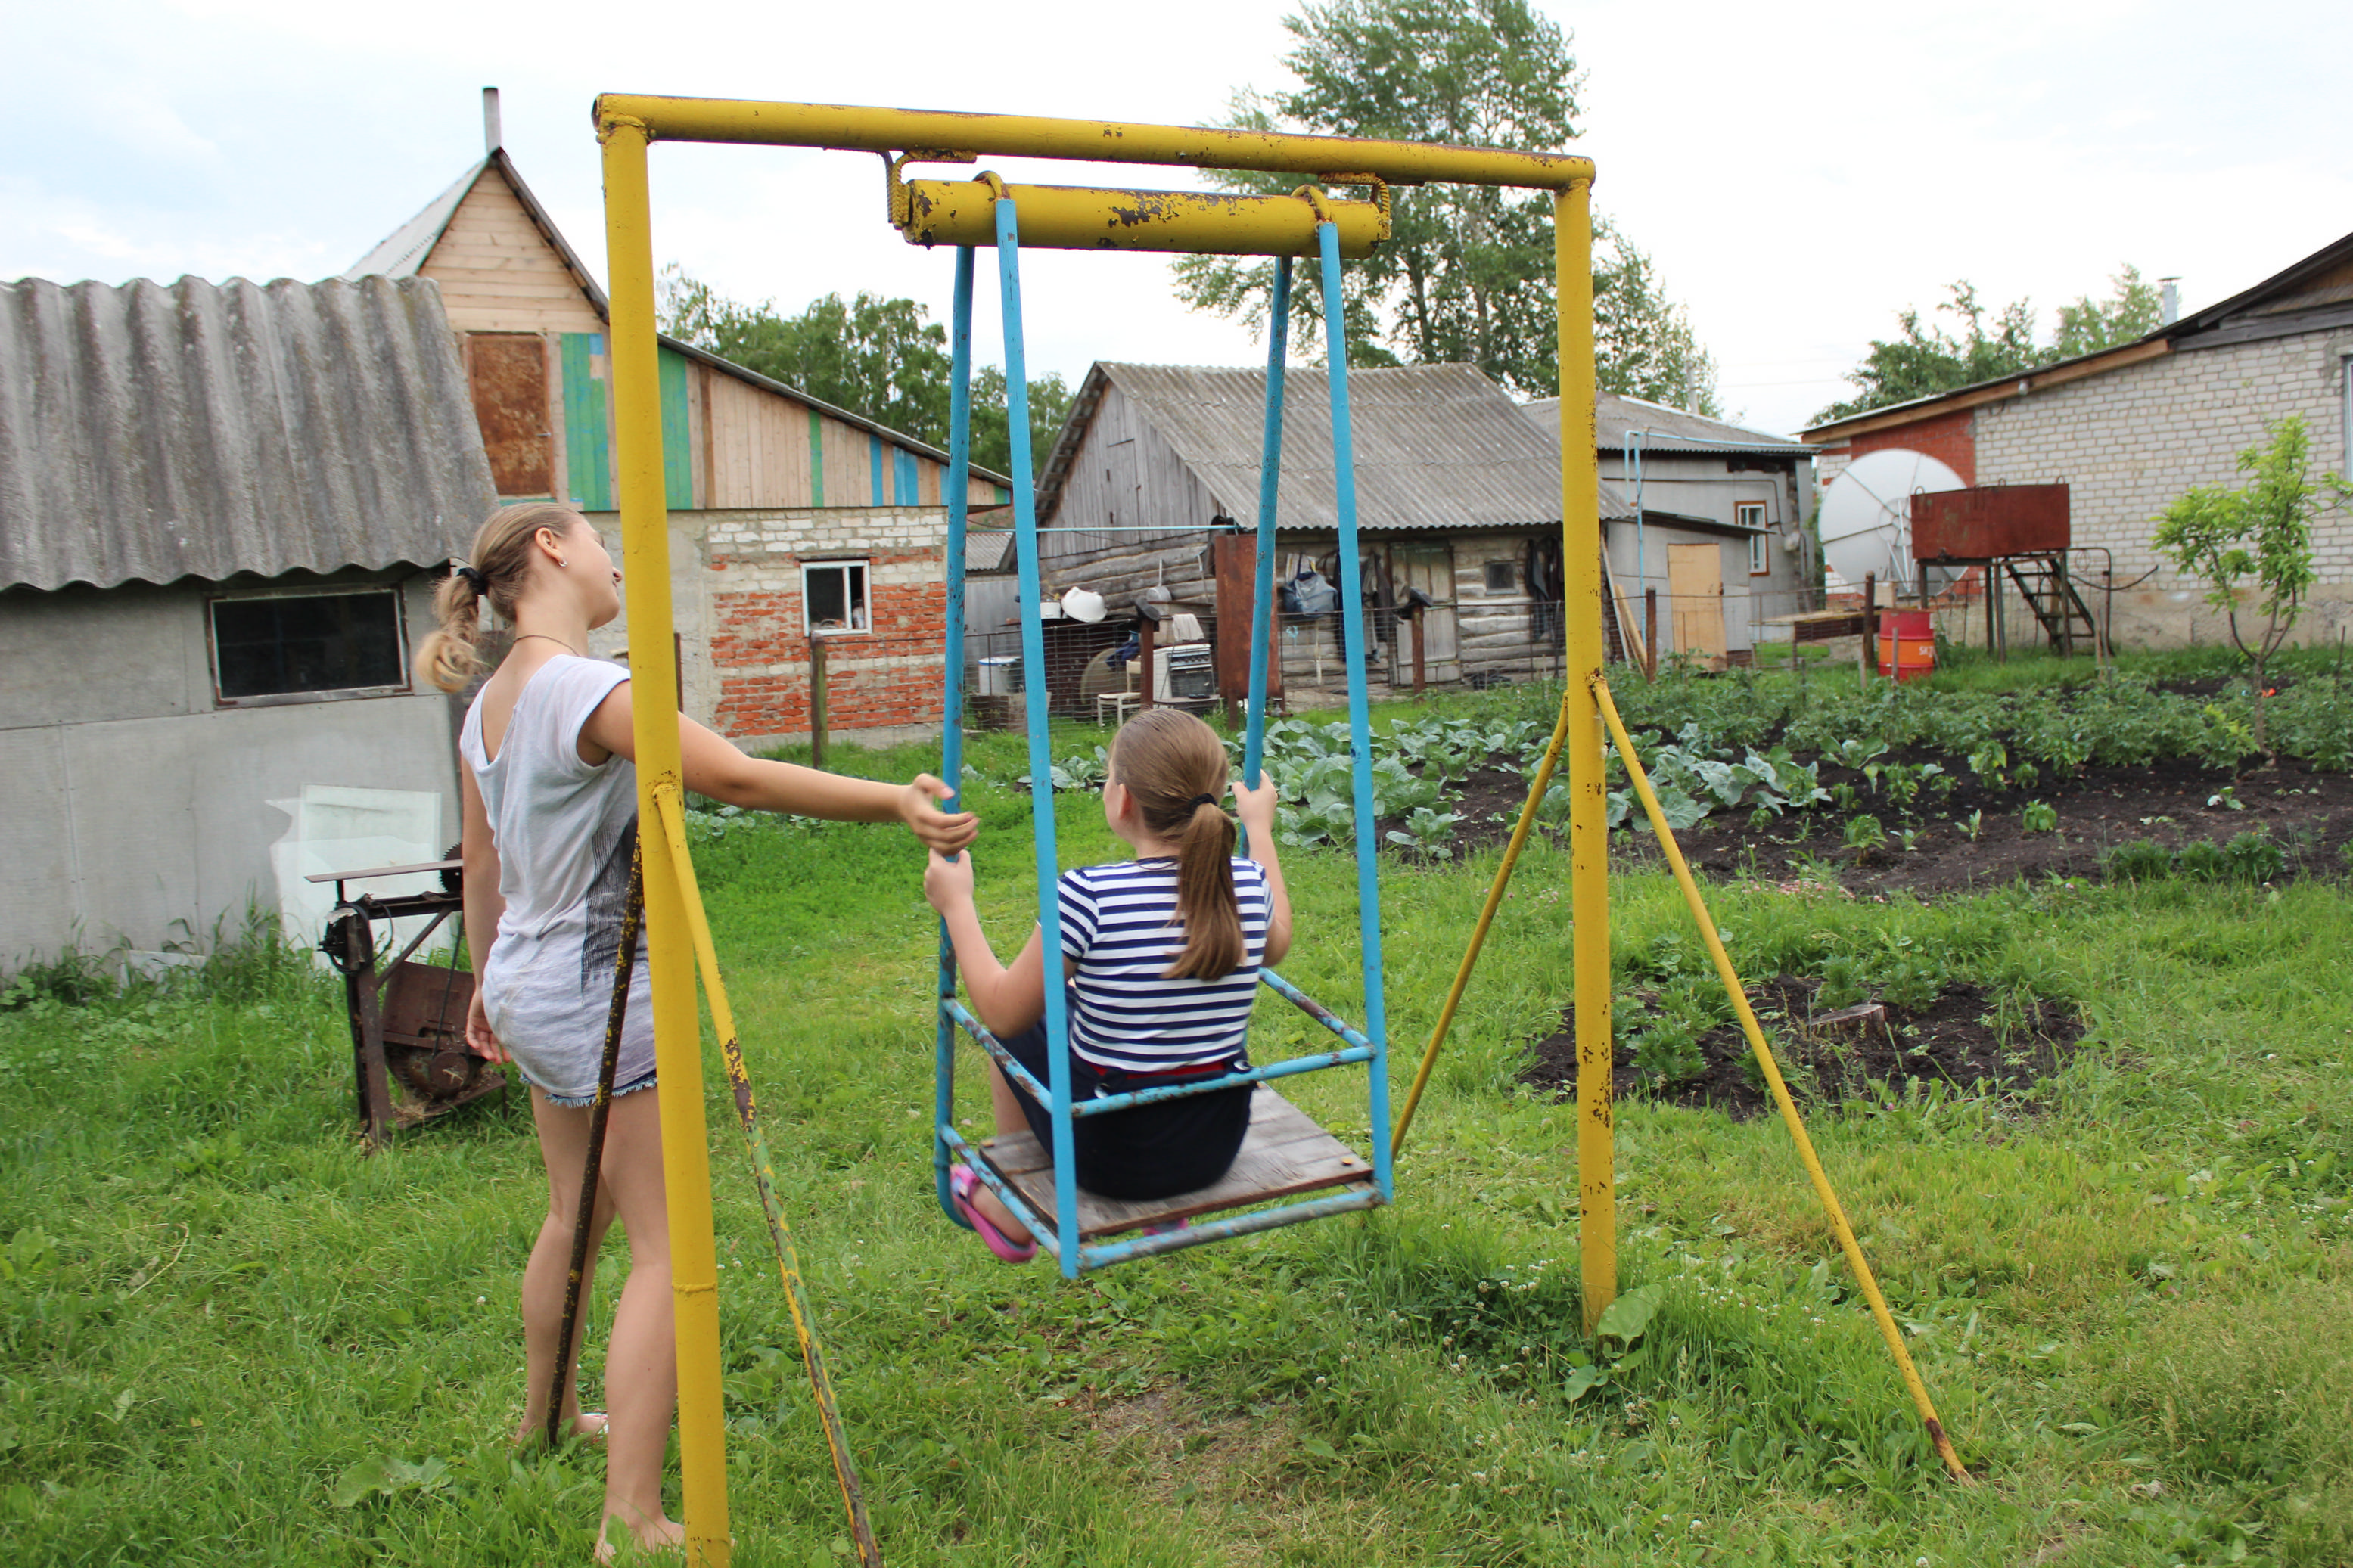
left=1053, top=857, right=1271, bottom=1075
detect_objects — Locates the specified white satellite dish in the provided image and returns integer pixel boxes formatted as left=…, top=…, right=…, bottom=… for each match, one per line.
left=1819, top=449, right=1965, bottom=591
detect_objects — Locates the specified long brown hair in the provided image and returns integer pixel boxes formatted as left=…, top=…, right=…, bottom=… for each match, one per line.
left=1109, top=708, right=1244, bottom=981
left=414, top=502, right=584, bottom=692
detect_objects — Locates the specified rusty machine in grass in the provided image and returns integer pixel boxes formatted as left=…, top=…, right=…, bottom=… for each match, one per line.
left=312, top=856, right=505, bottom=1148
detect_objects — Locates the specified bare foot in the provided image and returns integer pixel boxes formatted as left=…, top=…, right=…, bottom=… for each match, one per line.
left=511, top=1411, right=608, bottom=1446
left=971, top=1183, right=1035, bottom=1248
left=593, top=1513, right=687, bottom=1563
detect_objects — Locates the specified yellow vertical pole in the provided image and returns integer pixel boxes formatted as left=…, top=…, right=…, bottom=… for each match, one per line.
left=1556, top=179, right=1615, bottom=1332
left=599, top=113, right=733, bottom=1566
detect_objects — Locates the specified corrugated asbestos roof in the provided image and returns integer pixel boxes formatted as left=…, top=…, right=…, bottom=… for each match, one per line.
left=1041, top=362, right=1633, bottom=531
left=0, top=274, right=497, bottom=591
left=1524, top=393, right=1817, bottom=455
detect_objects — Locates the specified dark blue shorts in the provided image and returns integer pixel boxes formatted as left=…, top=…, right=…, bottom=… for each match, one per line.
left=996, top=1004, right=1253, bottom=1201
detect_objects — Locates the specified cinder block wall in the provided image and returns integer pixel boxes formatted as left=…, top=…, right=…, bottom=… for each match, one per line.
left=1974, top=333, right=2353, bottom=647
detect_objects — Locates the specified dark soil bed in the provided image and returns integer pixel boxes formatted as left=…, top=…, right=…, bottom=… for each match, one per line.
left=1518, top=977, right=2088, bottom=1119
left=1427, top=753, right=2353, bottom=896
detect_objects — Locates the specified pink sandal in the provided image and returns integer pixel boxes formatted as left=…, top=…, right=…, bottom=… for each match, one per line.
left=951, top=1164, right=1037, bottom=1264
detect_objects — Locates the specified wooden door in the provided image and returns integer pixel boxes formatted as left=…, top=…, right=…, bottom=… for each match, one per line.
left=467, top=334, right=553, bottom=498
left=1667, top=542, right=1726, bottom=664
left=1386, top=542, right=1459, bottom=684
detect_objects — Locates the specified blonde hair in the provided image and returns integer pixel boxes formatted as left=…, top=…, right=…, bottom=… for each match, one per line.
left=1108, top=708, right=1245, bottom=982
left=414, top=502, right=584, bottom=692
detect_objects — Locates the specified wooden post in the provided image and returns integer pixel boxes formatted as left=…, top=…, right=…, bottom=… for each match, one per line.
left=1211, top=531, right=1254, bottom=726
left=1410, top=607, right=1426, bottom=695
left=809, top=637, right=828, bottom=769
left=1643, top=588, right=1658, bottom=680
left=1985, top=564, right=1996, bottom=656
left=1137, top=613, right=1156, bottom=713
left=1861, top=571, right=1876, bottom=684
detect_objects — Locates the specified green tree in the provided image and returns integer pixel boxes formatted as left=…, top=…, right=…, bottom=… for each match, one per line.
left=2149, top=415, right=2346, bottom=753
left=657, top=267, right=1074, bottom=479
left=1170, top=0, right=1720, bottom=411
left=2052, top=264, right=2163, bottom=359
left=1817, top=265, right=2165, bottom=423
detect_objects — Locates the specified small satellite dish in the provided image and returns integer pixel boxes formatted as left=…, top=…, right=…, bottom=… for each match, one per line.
left=1819, top=449, right=1965, bottom=590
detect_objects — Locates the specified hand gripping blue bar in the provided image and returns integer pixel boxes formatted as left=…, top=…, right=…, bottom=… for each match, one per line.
left=1316, top=221, right=1394, bottom=1203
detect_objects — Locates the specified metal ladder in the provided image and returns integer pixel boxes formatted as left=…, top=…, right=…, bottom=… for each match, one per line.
left=2003, top=551, right=2100, bottom=655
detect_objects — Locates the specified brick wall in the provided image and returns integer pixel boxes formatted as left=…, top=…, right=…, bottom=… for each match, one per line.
left=1851, top=405, right=1978, bottom=484
left=701, top=507, right=947, bottom=747
left=1972, top=331, right=2353, bottom=647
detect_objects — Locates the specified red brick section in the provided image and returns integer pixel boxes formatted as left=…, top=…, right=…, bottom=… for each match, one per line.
left=707, top=546, right=946, bottom=737
left=1850, top=406, right=1976, bottom=485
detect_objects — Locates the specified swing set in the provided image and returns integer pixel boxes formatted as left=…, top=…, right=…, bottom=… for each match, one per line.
left=580, top=92, right=1968, bottom=1568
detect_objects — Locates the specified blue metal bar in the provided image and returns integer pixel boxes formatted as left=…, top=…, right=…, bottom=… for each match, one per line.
left=943, top=995, right=1369, bottom=1115
left=996, top=196, right=1083, bottom=1279
left=1079, top=1185, right=1386, bottom=1269
left=1316, top=220, right=1394, bottom=1204
left=1259, top=967, right=1376, bottom=1051
left=940, top=998, right=1053, bottom=1106
left=1242, top=256, right=1291, bottom=795
left=1072, top=1046, right=1373, bottom=1116
left=934, top=245, right=978, bottom=1231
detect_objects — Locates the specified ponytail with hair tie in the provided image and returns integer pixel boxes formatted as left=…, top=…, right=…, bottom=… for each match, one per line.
left=1108, top=710, right=1248, bottom=982
left=415, top=503, right=586, bottom=692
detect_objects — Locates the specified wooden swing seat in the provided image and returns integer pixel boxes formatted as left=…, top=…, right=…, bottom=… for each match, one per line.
left=974, top=1088, right=1374, bottom=1240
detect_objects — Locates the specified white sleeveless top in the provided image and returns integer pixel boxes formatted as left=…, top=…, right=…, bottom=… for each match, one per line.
left=459, top=656, right=653, bottom=1100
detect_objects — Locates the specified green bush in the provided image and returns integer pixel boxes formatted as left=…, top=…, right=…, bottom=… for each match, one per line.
left=2101, top=840, right=2175, bottom=883
left=2224, top=830, right=2286, bottom=883
left=2178, top=840, right=2230, bottom=881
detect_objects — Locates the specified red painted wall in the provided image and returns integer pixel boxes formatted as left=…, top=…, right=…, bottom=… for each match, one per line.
left=1850, top=407, right=1976, bottom=485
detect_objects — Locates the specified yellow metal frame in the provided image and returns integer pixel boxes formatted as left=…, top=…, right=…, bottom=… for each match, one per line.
left=592, top=93, right=1605, bottom=1563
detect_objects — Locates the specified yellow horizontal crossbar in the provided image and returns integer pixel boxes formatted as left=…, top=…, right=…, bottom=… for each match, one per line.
left=900, top=180, right=1385, bottom=256
left=593, top=95, right=1595, bottom=190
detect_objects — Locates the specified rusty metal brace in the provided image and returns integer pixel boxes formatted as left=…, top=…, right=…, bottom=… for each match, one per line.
left=546, top=835, right=646, bottom=1447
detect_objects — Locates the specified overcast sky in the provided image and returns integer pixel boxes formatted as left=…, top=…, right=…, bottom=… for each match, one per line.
left=5, top=0, right=2347, bottom=436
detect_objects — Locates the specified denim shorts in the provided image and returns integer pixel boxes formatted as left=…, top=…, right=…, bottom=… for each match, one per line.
left=529, top=1066, right=658, bottom=1110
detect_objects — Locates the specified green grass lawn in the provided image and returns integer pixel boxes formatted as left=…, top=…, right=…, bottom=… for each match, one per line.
left=4, top=692, right=2350, bottom=1566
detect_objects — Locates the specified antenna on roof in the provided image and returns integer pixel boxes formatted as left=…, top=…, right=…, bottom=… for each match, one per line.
left=482, top=87, right=502, bottom=156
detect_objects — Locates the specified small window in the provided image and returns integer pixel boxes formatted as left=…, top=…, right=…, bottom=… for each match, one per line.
left=804, top=560, right=869, bottom=635
left=210, top=588, right=407, bottom=704
left=1738, top=503, right=1771, bottom=576
left=1484, top=560, right=1517, bottom=592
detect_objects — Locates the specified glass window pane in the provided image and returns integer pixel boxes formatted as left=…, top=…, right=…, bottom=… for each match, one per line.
left=212, top=591, right=403, bottom=699
left=807, top=565, right=847, bottom=629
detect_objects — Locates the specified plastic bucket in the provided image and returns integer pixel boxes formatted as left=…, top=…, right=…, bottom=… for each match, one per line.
left=1877, top=609, right=1935, bottom=682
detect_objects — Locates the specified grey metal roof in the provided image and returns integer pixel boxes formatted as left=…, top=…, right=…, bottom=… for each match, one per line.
left=1525, top=393, right=1817, bottom=455
left=965, top=529, right=1015, bottom=574
left=343, top=157, right=494, bottom=282
left=0, top=274, right=497, bottom=591
left=1043, top=362, right=1631, bottom=531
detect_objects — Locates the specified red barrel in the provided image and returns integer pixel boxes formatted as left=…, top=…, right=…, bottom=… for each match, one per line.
left=1877, top=609, right=1935, bottom=682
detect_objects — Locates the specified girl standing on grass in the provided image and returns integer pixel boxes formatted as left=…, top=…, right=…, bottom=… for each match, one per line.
left=416, top=501, right=976, bottom=1560
left=923, top=707, right=1290, bottom=1260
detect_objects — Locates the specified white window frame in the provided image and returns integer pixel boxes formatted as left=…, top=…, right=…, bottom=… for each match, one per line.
left=802, top=558, right=871, bottom=637
left=1738, top=502, right=1771, bottom=576
left=206, top=584, right=411, bottom=708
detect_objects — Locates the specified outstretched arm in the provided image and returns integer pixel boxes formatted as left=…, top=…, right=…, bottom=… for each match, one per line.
left=924, top=850, right=1075, bottom=1039
left=1232, top=775, right=1293, bottom=967
left=579, top=679, right=978, bottom=854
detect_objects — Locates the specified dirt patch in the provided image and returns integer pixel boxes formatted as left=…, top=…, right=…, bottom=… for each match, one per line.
left=1517, top=977, right=2087, bottom=1119
left=1073, top=1382, right=1294, bottom=1560
left=1419, top=753, right=2353, bottom=895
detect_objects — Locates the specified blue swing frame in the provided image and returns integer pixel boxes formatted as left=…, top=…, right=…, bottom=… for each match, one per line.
left=934, top=198, right=1394, bottom=1276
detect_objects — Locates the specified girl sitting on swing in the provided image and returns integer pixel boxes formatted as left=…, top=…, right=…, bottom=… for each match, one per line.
left=924, top=706, right=1291, bottom=1262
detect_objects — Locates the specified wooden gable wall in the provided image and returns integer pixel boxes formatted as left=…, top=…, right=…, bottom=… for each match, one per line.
left=424, top=163, right=1001, bottom=511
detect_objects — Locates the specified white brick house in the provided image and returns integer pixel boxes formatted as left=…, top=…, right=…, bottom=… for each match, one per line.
left=1804, top=229, right=2353, bottom=648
